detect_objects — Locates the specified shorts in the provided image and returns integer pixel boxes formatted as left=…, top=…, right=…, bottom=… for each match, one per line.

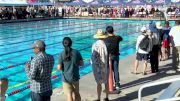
left=162, top=47, right=167, bottom=52
left=63, top=81, right=79, bottom=95
left=136, top=53, right=149, bottom=61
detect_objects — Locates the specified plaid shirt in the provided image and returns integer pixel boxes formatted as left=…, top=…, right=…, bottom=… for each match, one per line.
left=25, top=52, right=54, bottom=93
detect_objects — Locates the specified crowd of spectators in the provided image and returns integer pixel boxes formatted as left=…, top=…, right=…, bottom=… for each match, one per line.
left=0, top=5, right=180, bottom=20
left=64, top=5, right=180, bottom=18
left=0, top=6, right=64, bottom=20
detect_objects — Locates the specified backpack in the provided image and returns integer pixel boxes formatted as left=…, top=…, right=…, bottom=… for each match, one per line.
left=162, top=34, right=170, bottom=47
left=139, top=34, right=151, bottom=52
left=163, top=33, right=170, bottom=40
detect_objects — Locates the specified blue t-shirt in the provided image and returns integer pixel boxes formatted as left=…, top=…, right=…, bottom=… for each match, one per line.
left=163, top=28, right=171, bottom=41
left=59, top=49, right=83, bottom=83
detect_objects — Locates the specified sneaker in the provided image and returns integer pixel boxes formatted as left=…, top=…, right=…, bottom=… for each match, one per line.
left=142, top=72, right=147, bottom=75
left=103, top=98, right=109, bottom=101
left=115, top=83, right=121, bottom=90
left=93, top=100, right=100, bottom=101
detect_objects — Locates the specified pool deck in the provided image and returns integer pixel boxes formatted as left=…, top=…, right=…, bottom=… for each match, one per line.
left=51, top=54, right=180, bottom=101
left=0, top=17, right=179, bottom=24
left=64, top=17, right=180, bottom=21
left=0, top=17, right=63, bottom=24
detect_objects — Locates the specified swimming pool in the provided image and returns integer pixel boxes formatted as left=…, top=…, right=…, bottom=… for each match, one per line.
left=0, top=19, right=173, bottom=101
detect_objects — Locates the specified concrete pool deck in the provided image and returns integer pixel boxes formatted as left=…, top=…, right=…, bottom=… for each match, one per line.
left=51, top=53, right=180, bottom=101
left=1, top=16, right=179, bottom=24
left=64, top=17, right=180, bottom=21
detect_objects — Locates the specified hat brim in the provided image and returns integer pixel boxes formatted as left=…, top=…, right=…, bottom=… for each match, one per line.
left=32, top=44, right=45, bottom=48
left=32, top=44, right=36, bottom=48
left=93, top=34, right=108, bottom=39
left=156, top=26, right=162, bottom=29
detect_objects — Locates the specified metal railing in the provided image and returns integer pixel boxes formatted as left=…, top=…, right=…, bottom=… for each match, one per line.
left=138, top=77, right=180, bottom=101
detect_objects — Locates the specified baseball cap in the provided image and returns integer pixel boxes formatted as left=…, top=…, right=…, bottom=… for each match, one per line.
left=32, top=40, right=46, bottom=48
left=141, top=26, right=147, bottom=33
left=156, top=22, right=162, bottom=29
left=149, top=21, right=157, bottom=33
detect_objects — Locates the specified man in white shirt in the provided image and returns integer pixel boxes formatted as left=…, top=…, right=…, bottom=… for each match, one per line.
left=132, top=27, right=152, bottom=75
left=169, top=20, right=180, bottom=69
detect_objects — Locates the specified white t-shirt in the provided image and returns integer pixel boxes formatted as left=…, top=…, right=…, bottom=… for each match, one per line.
left=58, top=7, right=62, bottom=14
left=169, top=25, right=180, bottom=47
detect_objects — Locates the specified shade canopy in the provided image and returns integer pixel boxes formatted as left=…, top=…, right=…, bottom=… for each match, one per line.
left=28, top=2, right=54, bottom=5
left=143, top=0, right=166, bottom=5
left=88, top=0, right=103, bottom=6
left=65, top=0, right=86, bottom=6
left=0, top=0, right=28, bottom=6
left=123, top=0, right=146, bottom=5
left=169, top=0, right=180, bottom=4
left=103, top=0, right=124, bottom=6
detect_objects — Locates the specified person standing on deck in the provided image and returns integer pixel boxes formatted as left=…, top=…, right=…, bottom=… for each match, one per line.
left=25, top=40, right=54, bottom=101
left=169, top=20, right=180, bottom=70
left=133, top=27, right=153, bottom=75
left=105, top=26, right=123, bottom=90
left=91, top=29, right=109, bottom=101
left=149, top=21, right=160, bottom=73
left=57, top=37, right=84, bottom=101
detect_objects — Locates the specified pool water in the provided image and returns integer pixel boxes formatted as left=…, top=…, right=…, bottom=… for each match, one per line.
left=0, top=19, right=174, bottom=101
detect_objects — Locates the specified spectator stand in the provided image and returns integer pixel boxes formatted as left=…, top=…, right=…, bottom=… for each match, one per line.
left=64, top=0, right=86, bottom=17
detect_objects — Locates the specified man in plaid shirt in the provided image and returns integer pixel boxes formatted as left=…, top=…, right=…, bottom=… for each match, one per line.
left=26, top=40, right=54, bottom=101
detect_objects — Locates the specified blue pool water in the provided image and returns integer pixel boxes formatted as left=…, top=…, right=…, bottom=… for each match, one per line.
left=0, top=19, right=174, bottom=101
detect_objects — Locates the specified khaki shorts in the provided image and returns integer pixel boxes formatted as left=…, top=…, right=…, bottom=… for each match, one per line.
left=63, top=81, right=79, bottom=94
left=172, top=46, right=180, bottom=68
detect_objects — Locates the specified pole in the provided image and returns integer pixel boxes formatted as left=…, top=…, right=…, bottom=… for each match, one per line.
left=108, top=56, right=114, bottom=92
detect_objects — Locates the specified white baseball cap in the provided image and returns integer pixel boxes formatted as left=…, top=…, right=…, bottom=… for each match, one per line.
left=141, top=26, right=147, bottom=33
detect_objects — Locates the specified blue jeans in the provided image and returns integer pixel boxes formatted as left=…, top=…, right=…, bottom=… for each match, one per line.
left=31, top=90, right=52, bottom=101
left=111, top=55, right=120, bottom=85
